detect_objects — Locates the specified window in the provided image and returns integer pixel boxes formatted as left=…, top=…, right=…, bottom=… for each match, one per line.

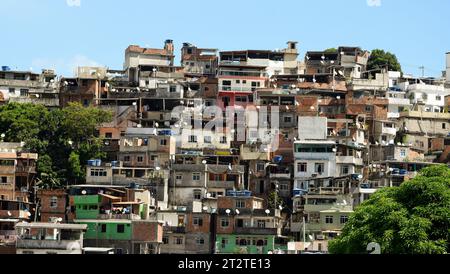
left=137, top=156, right=144, bottom=163
left=235, top=200, right=245, bottom=208
left=220, top=136, right=227, bottom=144
left=436, top=95, right=442, bottom=101
left=150, top=155, right=158, bottom=161
left=284, top=116, right=293, bottom=123
left=117, top=224, right=125, bottom=233
left=315, top=163, right=325, bottom=174
left=325, top=216, right=334, bottom=224
left=175, top=237, right=183, bottom=245
left=221, top=218, right=230, bottom=228
left=193, top=217, right=203, bottom=226
left=169, top=86, right=177, bottom=93
left=163, top=236, right=169, bottom=244
left=204, top=136, right=212, bottom=144
left=256, top=163, right=265, bottom=172
left=101, top=224, right=107, bottom=233
left=341, top=165, right=350, bottom=175
left=193, top=189, right=202, bottom=200
left=221, top=238, right=228, bottom=248
left=124, top=156, right=131, bottom=162
left=235, top=96, right=247, bottom=102
left=176, top=174, right=183, bottom=181
left=8, top=88, right=15, bottom=94
left=50, top=196, right=58, bottom=208
left=236, top=80, right=241, bottom=84
left=192, top=173, right=201, bottom=181
left=160, top=139, right=167, bottom=146
left=196, top=238, right=205, bottom=245
left=297, top=163, right=307, bottom=173
left=20, top=89, right=29, bottom=96
left=257, top=220, right=266, bottom=228
left=365, top=106, right=372, bottom=112
left=400, top=149, right=406, bottom=157
left=188, top=135, right=197, bottom=143
left=90, top=169, right=107, bottom=177
left=340, top=215, right=349, bottom=224
left=0, top=177, right=7, bottom=184
left=105, top=132, right=113, bottom=138
left=443, top=123, right=447, bottom=130
left=259, top=180, right=265, bottom=194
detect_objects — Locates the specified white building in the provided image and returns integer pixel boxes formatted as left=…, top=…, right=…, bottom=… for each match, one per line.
left=402, top=83, right=450, bottom=113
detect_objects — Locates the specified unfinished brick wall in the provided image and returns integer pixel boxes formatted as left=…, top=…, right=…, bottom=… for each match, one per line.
left=37, top=189, right=67, bottom=222
left=132, top=221, right=162, bottom=242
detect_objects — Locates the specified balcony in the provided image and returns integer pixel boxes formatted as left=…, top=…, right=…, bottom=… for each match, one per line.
left=381, top=127, right=397, bottom=135
left=207, top=180, right=236, bottom=189
left=307, top=187, right=344, bottom=195
left=16, top=239, right=83, bottom=250
left=0, top=166, right=15, bottom=174
left=219, top=86, right=254, bottom=93
left=234, top=227, right=278, bottom=235
left=164, top=226, right=186, bottom=234
left=400, top=111, right=450, bottom=120
left=9, top=97, right=60, bottom=107
left=388, top=98, right=410, bottom=106
left=336, top=156, right=363, bottom=166
left=97, top=213, right=141, bottom=220
left=269, top=173, right=291, bottom=179
left=15, top=166, right=36, bottom=173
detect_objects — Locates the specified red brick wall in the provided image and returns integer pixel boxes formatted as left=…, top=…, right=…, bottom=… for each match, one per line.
left=132, top=221, right=162, bottom=242
left=37, top=189, right=67, bottom=222
left=186, top=213, right=210, bottom=233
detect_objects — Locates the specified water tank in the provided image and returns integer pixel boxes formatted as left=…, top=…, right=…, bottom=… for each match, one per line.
left=273, top=155, right=283, bottom=164
left=111, top=161, right=119, bottom=167
left=1, top=66, right=11, bottom=71
left=87, top=160, right=96, bottom=166
left=95, top=159, right=102, bottom=167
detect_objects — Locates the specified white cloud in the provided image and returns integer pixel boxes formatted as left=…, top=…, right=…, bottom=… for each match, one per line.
left=367, top=0, right=381, bottom=7
left=66, top=0, right=81, bottom=7
left=31, top=55, right=102, bottom=76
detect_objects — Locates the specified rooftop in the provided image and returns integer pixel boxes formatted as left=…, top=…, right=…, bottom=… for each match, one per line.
left=15, top=223, right=88, bottom=230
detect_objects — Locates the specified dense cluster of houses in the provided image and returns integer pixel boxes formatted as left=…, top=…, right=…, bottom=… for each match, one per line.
left=0, top=40, right=449, bottom=254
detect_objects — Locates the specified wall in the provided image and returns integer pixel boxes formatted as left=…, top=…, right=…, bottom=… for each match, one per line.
left=446, top=52, right=450, bottom=84
left=298, top=117, right=327, bottom=140
left=215, top=234, right=275, bottom=254
left=37, top=189, right=67, bottom=222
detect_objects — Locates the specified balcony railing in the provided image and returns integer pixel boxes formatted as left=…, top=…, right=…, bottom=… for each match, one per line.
left=97, top=213, right=141, bottom=220
left=16, top=239, right=83, bottom=250
left=219, top=86, right=255, bottom=93
left=234, top=227, right=278, bottom=235
left=164, top=226, right=186, bottom=234
left=15, top=166, right=36, bottom=173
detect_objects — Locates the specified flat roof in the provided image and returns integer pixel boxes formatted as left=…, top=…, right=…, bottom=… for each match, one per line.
left=74, top=219, right=131, bottom=224
left=294, top=140, right=337, bottom=145
left=0, top=219, right=20, bottom=223
left=15, top=223, right=87, bottom=230
left=83, top=247, right=114, bottom=252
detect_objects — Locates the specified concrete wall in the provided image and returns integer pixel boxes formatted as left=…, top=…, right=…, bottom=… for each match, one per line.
left=446, top=52, right=450, bottom=83
left=298, top=117, right=327, bottom=140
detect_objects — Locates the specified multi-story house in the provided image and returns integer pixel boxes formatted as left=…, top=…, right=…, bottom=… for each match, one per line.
left=181, top=43, right=218, bottom=76
left=15, top=222, right=87, bottom=254
left=0, top=142, right=38, bottom=204
left=214, top=192, right=283, bottom=254
left=69, top=185, right=164, bottom=254
left=60, top=66, right=109, bottom=107
left=0, top=68, right=59, bottom=108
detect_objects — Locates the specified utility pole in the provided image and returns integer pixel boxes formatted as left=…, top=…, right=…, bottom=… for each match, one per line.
left=419, top=66, right=425, bottom=78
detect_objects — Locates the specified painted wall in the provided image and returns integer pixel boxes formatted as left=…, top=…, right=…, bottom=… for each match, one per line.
left=215, top=234, right=275, bottom=254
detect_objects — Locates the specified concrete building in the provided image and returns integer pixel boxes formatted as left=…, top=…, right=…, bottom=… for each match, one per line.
left=0, top=142, right=38, bottom=203
left=181, top=43, right=218, bottom=76
left=402, top=83, right=450, bottom=113
left=0, top=68, right=59, bottom=108
left=15, top=222, right=87, bottom=254
left=37, top=189, right=67, bottom=223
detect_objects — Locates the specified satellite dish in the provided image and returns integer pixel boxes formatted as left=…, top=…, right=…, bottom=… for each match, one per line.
left=235, top=209, right=240, bottom=215
left=81, top=190, right=87, bottom=195
left=279, top=205, right=283, bottom=210
left=7, top=211, right=12, bottom=216
left=203, top=206, right=208, bottom=211
left=265, top=209, right=270, bottom=215
left=155, top=167, right=161, bottom=171
left=202, top=160, right=207, bottom=165
left=225, top=209, right=231, bottom=215
left=308, top=235, right=314, bottom=241
left=155, top=122, right=159, bottom=128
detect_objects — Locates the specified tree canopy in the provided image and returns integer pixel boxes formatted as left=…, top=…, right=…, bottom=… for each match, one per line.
left=329, top=165, right=450, bottom=254
left=367, top=49, right=402, bottom=72
left=0, top=102, right=112, bottom=189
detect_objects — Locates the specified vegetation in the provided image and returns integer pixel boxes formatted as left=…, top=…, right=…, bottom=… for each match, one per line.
left=367, top=49, right=402, bottom=72
left=324, top=48, right=337, bottom=53
left=329, top=165, right=450, bottom=254
left=0, top=102, right=112, bottom=188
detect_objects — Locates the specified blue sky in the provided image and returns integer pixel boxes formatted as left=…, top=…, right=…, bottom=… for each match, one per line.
left=1, top=0, right=449, bottom=77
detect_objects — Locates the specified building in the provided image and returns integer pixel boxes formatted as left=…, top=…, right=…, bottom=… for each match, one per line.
left=181, top=43, right=218, bottom=76
left=37, top=189, right=67, bottom=223
left=214, top=192, right=284, bottom=254
left=0, top=142, right=38, bottom=203
left=69, top=185, right=163, bottom=254
left=15, top=222, right=87, bottom=254
left=0, top=68, right=59, bottom=108
left=60, top=67, right=109, bottom=107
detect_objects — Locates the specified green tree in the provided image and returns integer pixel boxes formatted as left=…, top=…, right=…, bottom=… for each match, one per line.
left=324, top=48, right=337, bottom=53
left=268, top=190, right=284, bottom=210
left=329, top=165, right=450, bottom=254
left=0, top=102, right=112, bottom=186
left=367, top=49, right=402, bottom=72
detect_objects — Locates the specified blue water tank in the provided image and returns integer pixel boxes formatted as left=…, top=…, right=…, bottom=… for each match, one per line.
left=111, top=161, right=119, bottom=167
left=87, top=160, right=96, bottom=166
left=1, top=66, right=11, bottom=71
left=273, top=155, right=283, bottom=164
left=95, top=159, right=102, bottom=166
